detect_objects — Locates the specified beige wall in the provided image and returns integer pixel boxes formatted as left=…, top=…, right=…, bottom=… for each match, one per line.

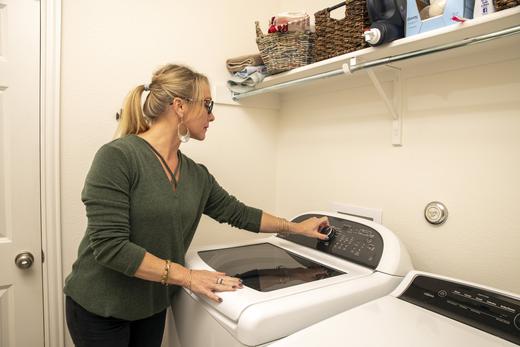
left=275, top=61, right=520, bottom=293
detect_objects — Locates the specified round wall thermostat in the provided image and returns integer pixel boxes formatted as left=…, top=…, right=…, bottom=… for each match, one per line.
left=424, top=201, right=448, bottom=225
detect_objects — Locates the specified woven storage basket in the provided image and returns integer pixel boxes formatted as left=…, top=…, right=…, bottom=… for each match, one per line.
left=314, top=0, right=370, bottom=62
left=255, top=21, right=315, bottom=75
left=493, top=0, right=520, bottom=10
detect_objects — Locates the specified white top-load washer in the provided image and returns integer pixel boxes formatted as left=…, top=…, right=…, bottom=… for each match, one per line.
left=173, top=211, right=413, bottom=347
left=270, top=271, right=520, bottom=347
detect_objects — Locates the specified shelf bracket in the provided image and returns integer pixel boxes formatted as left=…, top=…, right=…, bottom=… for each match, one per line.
left=348, top=57, right=403, bottom=146
left=367, top=67, right=402, bottom=146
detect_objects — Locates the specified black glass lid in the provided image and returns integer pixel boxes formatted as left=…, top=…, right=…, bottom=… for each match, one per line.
left=198, top=243, right=344, bottom=292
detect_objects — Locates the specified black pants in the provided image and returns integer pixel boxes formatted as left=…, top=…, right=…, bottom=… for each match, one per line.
left=66, top=296, right=166, bottom=347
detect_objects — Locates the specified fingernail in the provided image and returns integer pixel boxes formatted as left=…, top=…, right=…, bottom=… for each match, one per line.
left=238, top=279, right=243, bottom=283
left=218, top=298, right=223, bottom=303
left=232, top=285, right=237, bottom=289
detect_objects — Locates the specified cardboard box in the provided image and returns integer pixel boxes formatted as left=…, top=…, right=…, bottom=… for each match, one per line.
left=406, top=0, right=475, bottom=36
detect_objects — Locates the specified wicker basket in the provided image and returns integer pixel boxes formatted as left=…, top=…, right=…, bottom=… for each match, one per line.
left=314, top=0, right=370, bottom=62
left=255, top=21, right=315, bottom=75
left=493, top=0, right=520, bottom=11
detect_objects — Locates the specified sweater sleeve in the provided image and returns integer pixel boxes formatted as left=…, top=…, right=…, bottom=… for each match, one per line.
left=202, top=167, right=262, bottom=232
left=81, top=144, right=146, bottom=276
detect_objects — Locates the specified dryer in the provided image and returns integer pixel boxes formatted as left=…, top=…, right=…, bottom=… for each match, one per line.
left=270, top=271, right=520, bottom=346
left=173, top=211, right=413, bottom=346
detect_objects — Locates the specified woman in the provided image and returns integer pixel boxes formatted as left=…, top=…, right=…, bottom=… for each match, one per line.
left=64, top=64, right=329, bottom=347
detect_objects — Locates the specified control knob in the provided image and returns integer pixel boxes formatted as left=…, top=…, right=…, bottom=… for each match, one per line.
left=319, top=226, right=337, bottom=240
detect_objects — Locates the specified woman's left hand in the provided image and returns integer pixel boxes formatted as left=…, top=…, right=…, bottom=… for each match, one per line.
left=292, top=216, right=330, bottom=240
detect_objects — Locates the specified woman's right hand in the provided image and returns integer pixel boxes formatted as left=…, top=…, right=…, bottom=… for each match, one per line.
left=185, top=269, right=243, bottom=303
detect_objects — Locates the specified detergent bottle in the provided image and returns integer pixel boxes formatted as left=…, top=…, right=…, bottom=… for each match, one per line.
left=364, top=0, right=407, bottom=46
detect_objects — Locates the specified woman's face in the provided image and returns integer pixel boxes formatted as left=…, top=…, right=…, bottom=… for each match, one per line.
left=184, top=84, right=215, bottom=141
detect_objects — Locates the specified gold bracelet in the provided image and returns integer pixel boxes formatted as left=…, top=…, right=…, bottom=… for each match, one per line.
left=279, top=217, right=290, bottom=233
left=188, top=269, right=193, bottom=291
left=160, top=259, right=171, bottom=286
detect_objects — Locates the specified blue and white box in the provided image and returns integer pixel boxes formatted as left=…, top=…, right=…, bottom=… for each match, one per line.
left=406, top=0, right=475, bottom=36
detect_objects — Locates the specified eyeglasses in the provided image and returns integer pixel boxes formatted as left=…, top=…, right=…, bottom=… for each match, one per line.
left=201, top=99, right=214, bottom=115
left=170, top=96, right=214, bottom=115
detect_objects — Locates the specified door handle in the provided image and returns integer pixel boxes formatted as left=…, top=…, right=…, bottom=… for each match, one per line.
left=15, top=252, right=34, bottom=269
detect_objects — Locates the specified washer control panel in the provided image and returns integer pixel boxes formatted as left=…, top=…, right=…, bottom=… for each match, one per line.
left=400, top=275, right=520, bottom=345
left=277, top=213, right=384, bottom=269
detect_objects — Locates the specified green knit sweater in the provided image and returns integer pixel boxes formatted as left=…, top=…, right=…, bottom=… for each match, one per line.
left=64, top=135, right=262, bottom=320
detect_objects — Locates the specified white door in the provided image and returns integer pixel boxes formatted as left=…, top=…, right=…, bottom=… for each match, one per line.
left=0, top=0, right=44, bottom=346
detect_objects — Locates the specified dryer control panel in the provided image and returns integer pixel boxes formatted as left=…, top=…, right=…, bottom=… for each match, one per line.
left=277, top=213, right=384, bottom=269
left=400, top=275, right=520, bottom=345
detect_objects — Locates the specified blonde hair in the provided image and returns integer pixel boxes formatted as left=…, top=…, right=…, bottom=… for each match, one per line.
left=115, top=64, right=209, bottom=138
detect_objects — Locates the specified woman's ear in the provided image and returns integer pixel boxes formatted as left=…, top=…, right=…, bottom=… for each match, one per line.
left=170, top=97, right=185, bottom=114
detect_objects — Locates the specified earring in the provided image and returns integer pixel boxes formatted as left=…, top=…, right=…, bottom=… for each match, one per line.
left=178, top=120, right=190, bottom=143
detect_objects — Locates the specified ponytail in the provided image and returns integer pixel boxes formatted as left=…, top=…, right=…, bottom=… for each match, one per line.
left=114, top=85, right=150, bottom=138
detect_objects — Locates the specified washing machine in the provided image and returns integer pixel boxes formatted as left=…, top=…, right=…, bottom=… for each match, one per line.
left=269, top=270, right=520, bottom=347
left=173, top=211, right=413, bottom=346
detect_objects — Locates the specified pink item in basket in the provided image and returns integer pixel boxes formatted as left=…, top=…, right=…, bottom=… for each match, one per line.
left=268, top=17, right=278, bottom=33
left=270, top=12, right=310, bottom=33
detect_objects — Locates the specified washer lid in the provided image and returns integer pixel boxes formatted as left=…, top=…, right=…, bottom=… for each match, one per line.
left=198, top=242, right=345, bottom=292
left=184, top=236, right=373, bottom=322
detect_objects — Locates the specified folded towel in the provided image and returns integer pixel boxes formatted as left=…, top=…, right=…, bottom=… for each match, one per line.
left=226, top=54, right=264, bottom=73
left=226, top=71, right=266, bottom=94
left=234, top=65, right=267, bottom=79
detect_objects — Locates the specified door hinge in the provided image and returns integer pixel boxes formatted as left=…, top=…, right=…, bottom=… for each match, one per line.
left=41, top=250, right=45, bottom=263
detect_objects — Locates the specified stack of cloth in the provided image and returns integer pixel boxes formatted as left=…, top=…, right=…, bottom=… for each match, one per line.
left=226, top=54, right=267, bottom=94
left=226, top=54, right=263, bottom=73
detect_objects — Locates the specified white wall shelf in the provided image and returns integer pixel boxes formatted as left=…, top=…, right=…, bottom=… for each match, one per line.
left=217, top=7, right=520, bottom=146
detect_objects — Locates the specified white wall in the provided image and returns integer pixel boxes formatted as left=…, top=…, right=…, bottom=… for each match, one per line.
left=276, top=0, right=520, bottom=293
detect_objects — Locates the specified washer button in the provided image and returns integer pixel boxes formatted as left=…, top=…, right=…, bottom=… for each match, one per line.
left=438, top=290, right=447, bottom=298
left=514, top=313, right=520, bottom=330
